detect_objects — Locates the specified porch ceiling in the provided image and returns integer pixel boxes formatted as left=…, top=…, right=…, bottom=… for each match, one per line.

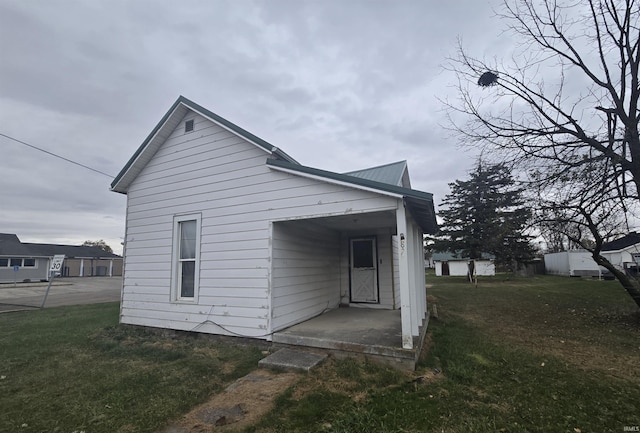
left=302, top=210, right=397, bottom=232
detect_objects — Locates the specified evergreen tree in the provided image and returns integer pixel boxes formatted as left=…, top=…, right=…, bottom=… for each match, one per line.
left=435, top=162, right=534, bottom=271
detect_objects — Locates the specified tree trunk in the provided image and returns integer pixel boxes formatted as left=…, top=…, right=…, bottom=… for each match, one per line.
left=593, top=253, right=640, bottom=310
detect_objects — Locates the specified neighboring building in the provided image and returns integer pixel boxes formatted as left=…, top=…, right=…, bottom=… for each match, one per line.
left=601, top=232, right=640, bottom=273
left=544, top=251, right=601, bottom=277
left=0, top=234, right=50, bottom=283
left=0, top=233, right=122, bottom=283
left=110, top=95, right=438, bottom=351
left=432, top=251, right=496, bottom=277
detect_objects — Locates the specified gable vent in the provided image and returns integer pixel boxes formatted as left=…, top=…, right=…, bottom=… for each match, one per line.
left=185, top=119, right=194, bottom=133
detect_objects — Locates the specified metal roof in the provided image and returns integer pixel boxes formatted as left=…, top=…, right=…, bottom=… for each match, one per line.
left=344, top=161, right=408, bottom=186
left=266, top=159, right=438, bottom=234
left=111, top=96, right=438, bottom=234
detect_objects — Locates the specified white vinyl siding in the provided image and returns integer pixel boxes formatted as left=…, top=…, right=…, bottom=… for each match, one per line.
left=0, top=257, right=49, bottom=283
left=271, top=221, right=341, bottom=331
left=121, top=111, right=398, bottom=338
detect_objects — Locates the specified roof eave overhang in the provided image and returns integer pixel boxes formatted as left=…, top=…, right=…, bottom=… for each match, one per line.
left=405, top=196, right=439, bottom=235
left=267, top=159, right=438, bottom=234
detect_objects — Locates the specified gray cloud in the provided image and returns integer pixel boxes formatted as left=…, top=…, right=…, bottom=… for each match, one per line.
left=0, top=0, right=512, bottom=253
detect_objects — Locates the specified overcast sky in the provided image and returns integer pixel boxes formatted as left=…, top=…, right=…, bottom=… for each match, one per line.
left=0, top=0, right=508, bottom=255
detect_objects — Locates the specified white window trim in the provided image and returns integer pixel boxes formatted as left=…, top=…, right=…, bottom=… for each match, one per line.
left=22, top=258, right=37, bottom=268
left=171, top=213, right=202, bottom=303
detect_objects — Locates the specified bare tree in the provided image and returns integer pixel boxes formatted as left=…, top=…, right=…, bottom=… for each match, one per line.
left=445, top=0, right=640, bottom=308
left=82, top=239, right=114, bottom=254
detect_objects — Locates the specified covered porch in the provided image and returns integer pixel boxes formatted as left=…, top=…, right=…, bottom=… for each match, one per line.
left=269, top=199, right=432, bottom=366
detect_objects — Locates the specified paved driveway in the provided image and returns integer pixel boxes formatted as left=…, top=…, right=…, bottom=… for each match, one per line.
left=0, top=276, right=122, bottom=312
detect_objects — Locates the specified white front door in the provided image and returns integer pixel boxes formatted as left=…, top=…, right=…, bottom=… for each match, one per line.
left=350, top=237, right=379, bottom=303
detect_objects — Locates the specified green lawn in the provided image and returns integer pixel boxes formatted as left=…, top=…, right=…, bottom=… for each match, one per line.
left=244, top=275, right=640, bottom=433
left=0, top=303, right=263, bottom=433
left=1, top=276, right=638, bottom=433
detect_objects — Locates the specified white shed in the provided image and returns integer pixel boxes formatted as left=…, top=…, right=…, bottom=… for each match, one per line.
left=433, top=251, right=495, bottom=277
left=544, top=251, right=601, bottom=277
left=110, top=96, right=438, bottom=353
left=601, top=232, right=640, bottom=272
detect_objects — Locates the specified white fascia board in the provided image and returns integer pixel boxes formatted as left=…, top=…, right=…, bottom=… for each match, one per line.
left=110, top=107, right=183, bottom=193
left=268, top=164, right=405, bottom=199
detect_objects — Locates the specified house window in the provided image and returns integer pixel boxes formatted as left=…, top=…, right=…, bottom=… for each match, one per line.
left=23, top=258, right=36, bottom=267
left=0, top=258, right=8, bottom=267
left=172, top=214, right=201, bottom=301
left=10, top=258, right=21, bottom=267
left=185, top=119, right=194, bottom=133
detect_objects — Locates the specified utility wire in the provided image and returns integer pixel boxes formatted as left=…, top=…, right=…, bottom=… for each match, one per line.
left=0, top=132, right=114, bottom=178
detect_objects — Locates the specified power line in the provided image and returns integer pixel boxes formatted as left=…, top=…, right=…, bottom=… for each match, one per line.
left=0, top=132, right=114, bottom=178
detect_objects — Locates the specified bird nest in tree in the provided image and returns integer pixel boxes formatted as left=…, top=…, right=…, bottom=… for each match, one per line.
left=478, top=71, right=498, bottom=87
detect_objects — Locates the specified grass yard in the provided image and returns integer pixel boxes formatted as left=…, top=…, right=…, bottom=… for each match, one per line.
left=0, top=303, right=263, bottom=433
left=1, top=276, right=638, bottom=433
left=243, top=275, right=640, bottom=433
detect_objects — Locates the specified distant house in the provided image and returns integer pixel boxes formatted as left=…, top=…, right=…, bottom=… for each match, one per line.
left=601, top=232, right=640, bottom=273
left=432, top=251, right=495, bottom=277
left=110, top=95, right=438, bottom=353
left=543, top=250, right=601, bottom=277
left=0, top=233, right=122, bottom=283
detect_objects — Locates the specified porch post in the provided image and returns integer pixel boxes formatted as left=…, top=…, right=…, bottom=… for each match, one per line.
left=406, top=219, right=419, bottom=335
left=396, top=200, right=413, bottom=349
left=414, top=225, right=426, bottom=323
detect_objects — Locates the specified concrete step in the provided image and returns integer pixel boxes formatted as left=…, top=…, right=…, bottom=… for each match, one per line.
left=258, top=348, right=327, bottom=372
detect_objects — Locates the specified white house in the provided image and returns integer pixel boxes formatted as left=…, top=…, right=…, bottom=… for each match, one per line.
left=544, top=251, right=601, bottom=277
left=110, top=96, right=437, bottom=352
left=601, top=232, right=640, bottom=272
left=432, top=251, right=496, bottom=277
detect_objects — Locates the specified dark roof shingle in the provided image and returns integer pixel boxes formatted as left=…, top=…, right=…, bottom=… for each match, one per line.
left=601, top=232, right=640, bottom=252
left=0, top=234, right=121, bottom=258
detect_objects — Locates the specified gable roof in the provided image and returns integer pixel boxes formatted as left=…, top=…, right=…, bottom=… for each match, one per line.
left=344, top=161, right=408, bottom=187
left=601, top=232, right=640, bottom=252
left=110, top=95, right=298, bottom=194
left=0, top=234, right=121, bottom=259
left=111, top=96, right=438, bottom=234
left=266, top=158, right=438, bottom=234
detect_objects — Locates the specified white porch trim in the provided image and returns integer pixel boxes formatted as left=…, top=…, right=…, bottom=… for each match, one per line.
left=396, top=199, right=427, bottom=350
left=396, top=201, right=413, bottom=349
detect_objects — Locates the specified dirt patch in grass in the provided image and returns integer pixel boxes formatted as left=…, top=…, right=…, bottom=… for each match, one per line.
left=159, top=369, right=299, bottom=433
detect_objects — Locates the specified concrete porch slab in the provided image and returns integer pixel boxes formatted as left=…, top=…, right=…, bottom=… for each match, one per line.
left=258, top=348, right=328, bottom=372
left=272, top=308, right=428, bottom=370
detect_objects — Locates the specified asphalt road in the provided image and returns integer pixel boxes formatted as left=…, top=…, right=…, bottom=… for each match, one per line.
left=0, top=276, right=122, bottom=313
